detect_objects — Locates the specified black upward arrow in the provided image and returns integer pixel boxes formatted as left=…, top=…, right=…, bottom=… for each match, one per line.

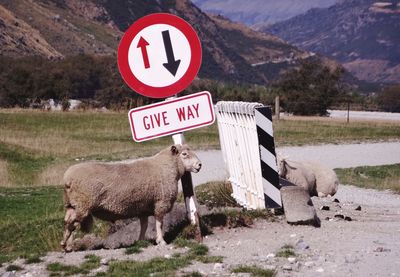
left=162, top=30, right=181, bottom=76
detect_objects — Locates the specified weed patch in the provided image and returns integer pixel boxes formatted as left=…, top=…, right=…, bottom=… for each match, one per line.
left=47, top=254, right=100, bottom=276
left=276, top=245, right=296, bottom=258
left=125, top=240, right=151, bottom=254
left=232, top=265, right=275, bottom=277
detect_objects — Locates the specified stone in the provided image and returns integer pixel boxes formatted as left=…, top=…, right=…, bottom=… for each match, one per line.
left=344, top=216, right=352, bottom=221
left=281, top=186, right=320, bottom=227
left=266, top=253, right=276, bottom=259
left=305, top=261, right=314, bottom=267
left=355, top=206, right=362, bottom=211
left=282, top=264, right=292, bottom=271
left=316, top=267, right=324, bottom=273
left=288, top=257, right=296, bottom=263
left=333, top=198, right=340, bottom=203
left=214, top=263, right=224, bottom=270
left=320, top=206, right=330, bottom=211
left=334, top=214, right=345, bottom=219
left=295, top=239, right=310, bottom=251
left=100, top=258, right=109, bottom=265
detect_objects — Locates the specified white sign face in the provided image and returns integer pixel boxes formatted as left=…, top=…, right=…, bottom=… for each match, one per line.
left=128, top=91, right=215, bottom=142
left=128, top=24, right=191, bottom=88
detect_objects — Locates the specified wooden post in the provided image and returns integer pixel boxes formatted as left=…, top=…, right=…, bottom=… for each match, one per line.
left=347, top=101, right=350, bottom=123
left=275, top=95, right=280, bottom=120
left=172, top=133, right=202, bottom=242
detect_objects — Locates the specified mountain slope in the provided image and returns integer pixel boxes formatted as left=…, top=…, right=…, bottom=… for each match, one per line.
left=0, top=0, right=314, bottom=84
left=265, top=0, right=400, bottom=83
left=191, top=0, right=337, bottom=26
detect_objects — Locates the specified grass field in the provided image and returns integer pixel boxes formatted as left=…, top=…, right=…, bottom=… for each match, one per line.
left=335, top=164, right=400, bottom=193
left=0, top=109, right=399, bottom=266
left=0, top=109, right=399, bottom=187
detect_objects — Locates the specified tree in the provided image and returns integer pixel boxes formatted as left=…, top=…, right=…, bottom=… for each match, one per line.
left=377, top=85, right=400, bottom=112
left=277, top=59, right=345, bottom=115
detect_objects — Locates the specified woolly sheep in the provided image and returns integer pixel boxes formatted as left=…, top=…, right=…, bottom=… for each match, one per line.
left=302, top=161, right=339, bottom=197
left=277, top=156, right=317, bottom=196
left=277, top=156, right=339, bottom=197
left=61, top=144, right=202, bottom=251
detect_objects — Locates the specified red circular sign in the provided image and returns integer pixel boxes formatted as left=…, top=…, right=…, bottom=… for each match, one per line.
left=118, top=13, right=202, bottom=98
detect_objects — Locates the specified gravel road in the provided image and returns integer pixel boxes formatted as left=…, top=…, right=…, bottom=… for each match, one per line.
left=192, top=142, right=400, bottom=185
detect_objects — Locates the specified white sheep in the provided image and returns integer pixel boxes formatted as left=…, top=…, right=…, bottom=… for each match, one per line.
left=60, top=144, right=202, bottom=251
left=302, top=161, right=339, bottom=197
left=277, top=155, right=338, bottom=197
left=277, top=156, right=317, bottom=196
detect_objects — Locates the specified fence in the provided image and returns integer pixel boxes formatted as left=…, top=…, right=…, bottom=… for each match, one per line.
left=215, top=101, right=281, bottom=209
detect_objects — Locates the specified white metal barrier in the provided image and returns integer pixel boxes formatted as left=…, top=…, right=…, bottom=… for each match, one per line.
left=215, top=101, right=265, bottom=209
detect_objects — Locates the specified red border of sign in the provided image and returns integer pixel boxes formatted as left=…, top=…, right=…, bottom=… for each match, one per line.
left=128, top=91, right=214, bottom=142
left=118, top=13, right=202, bottom=99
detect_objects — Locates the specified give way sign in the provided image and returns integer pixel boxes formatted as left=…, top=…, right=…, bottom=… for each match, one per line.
left=118, top=13, right=202, bottom=98
left=128, top=91, right=214, bottom=142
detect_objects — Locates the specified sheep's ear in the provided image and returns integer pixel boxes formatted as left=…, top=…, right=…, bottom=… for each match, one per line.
left=285, top=160, right=297, bottom=170
left=170, top=145, right=180, bottom=155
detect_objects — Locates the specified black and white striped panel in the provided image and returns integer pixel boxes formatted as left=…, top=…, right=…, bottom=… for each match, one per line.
left=254, top=107, right=281, bottom=208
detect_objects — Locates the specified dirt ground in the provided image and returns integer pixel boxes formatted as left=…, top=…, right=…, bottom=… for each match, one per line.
left=2, top=183, right=400, bottom=277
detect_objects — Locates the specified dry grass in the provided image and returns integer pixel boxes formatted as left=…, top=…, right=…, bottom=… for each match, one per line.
left=1, top=109, right=399, bottom=186
left=0, top=160, right=10, bottom=187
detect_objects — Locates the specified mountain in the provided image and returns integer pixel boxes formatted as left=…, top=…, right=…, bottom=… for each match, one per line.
left=0, top=0, right=314, bottom=84
left=191, top=0, right=337, bottom=27
left=265, top=0, right=400, bottom=83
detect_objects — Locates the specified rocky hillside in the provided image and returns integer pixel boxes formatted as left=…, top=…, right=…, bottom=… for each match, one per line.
left=191, top=0, right=337, bottom=27
left=265, top=0, right=400, bottom=83
left=0, top=0, right=314, bottom=84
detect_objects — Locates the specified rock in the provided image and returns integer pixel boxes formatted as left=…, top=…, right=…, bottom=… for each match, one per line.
left=316, top=267, right=324, bottom=273
left=164, top=254, right=171, bottom=259
left=333, top=198, right=340, bottom=203
left=320, top=206, right=330, bottom=211
left=334, top=214, right=345, bottom=219
left=344, top=216, right=352, bottom=221
left=290, top=233, right=297, bottom=238
left=281, top=186, right=320, bottom=227
left=355, top=206, right=362, bottom=211
left=282, top=264, right=292, bottom=271
left=288, top=257, right=296, bottom=263
left=325, top=217, right=330, bottom=221
left=374, top=247, right=391, bottom=252
left=266, top=253, right=276, bottom=259
left=104, top=203, right=189, bottom=249
left=305, top=261, right=314, bottom=267
left=295, top=239, right=310, bottom=251
left=213, top=263, right=224, bottom=270
left=100, top=258, right=109, bottom=265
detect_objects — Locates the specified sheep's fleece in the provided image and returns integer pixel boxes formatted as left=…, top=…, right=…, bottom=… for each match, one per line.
left=61, top=144, right=201, bottom=251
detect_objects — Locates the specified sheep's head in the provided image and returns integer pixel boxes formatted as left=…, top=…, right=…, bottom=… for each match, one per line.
left=277, top=157, right=287, bottom=177
left=171, top=144, right=202, bottom=173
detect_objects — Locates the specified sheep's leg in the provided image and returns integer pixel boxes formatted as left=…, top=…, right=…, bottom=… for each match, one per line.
left=155, top=216, right=166, bottom=246
left=61, top=207, right=77, bottom=250
left=139, top=216, right=148, bottom=241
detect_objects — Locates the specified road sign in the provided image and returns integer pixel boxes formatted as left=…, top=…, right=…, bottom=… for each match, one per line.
left=118, top=13, right=202, bottom=98
left=128, top=91, right=214, bottom=142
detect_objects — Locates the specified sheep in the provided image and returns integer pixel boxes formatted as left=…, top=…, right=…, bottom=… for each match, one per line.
left=277, top=156, right=338, bottom=197
left=302, top=161, right=339, bottom=197
left=277, top=156, right=317, bottom=196
left=60, top=144, right=202, bottom=251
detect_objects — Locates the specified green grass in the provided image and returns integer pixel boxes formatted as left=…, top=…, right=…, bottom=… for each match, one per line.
left=125, top=240, right=151, bottom=254
left=0, top=186, right=64, bottom=263
left=47, top=254, right=100, bottom=276
left=232, top=265, right=275, bottom=277
left=98, top=239, right=219, bottom=277
left=275, top=244, right=296, bottom=258
left=335, top=164, right=400, bottom=193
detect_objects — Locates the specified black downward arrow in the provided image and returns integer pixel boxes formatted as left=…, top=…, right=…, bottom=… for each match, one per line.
left=162, top=30, right=181, bottom=76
